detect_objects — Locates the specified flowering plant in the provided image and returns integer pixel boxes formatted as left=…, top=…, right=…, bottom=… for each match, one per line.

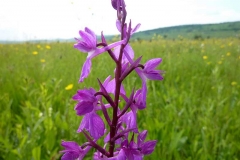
left=60, top=0, right=163, bottom=159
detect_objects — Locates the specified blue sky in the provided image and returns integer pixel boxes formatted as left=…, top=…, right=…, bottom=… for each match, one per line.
left=0, top=0, right=240, bottom=41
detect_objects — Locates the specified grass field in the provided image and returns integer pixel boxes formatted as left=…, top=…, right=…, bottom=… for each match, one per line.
left=0, top=37, right=240, bottom=160
left=125, top=21, right=240, bottom=40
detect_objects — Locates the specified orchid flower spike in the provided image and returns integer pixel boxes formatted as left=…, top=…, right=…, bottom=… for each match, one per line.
left=111, top=0, right=127, bottom=21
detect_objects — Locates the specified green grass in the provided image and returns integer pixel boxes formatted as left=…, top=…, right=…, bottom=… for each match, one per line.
left=131, top=21, right=240, bottom=40
left=0, top=38, right=240, bottom=159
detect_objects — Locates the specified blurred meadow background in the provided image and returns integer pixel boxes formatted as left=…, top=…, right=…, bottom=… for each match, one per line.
left=1, top=0, right=240, bottom=159
left=1, top=35, right=240, bottom=159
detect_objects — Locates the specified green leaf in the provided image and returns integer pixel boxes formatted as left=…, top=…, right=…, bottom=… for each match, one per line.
left=32, top=146, right=41, bottom=160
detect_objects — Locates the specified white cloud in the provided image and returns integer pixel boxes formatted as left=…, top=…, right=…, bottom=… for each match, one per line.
left=0, top=0, right=239, bottom=41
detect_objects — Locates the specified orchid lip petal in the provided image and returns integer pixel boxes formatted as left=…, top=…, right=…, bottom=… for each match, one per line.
left=79, top=58, right=92, bottom=82
left=78, top=112, right=105, bottom=139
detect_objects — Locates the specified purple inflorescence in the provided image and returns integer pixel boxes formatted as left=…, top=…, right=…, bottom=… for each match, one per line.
left=60, top=0, right=163, bottom=159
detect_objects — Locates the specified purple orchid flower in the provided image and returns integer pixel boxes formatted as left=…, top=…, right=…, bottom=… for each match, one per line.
left=111, top=0, right=126, bottom=21
left=113, top=20, right=140, bottom=64
left=104, top=126, right=124, bottom=145
left=120, top=110, right=138, bottom=133
left=120, top=139, right=141, bottom=159
left=118, top=131, right=157, bottom=160
left=102, top=130, right=157, bottom=160
left=116, top=20, right=141, bottom=38
left=60, top=141, right=91, bottom=160
left=104, top=76, right=126, bottom=96
left=137, top=130, right=157, bottom=156
left=73, top=88, right=105, bottom=139
left=113, top=44, right=134, bottom=64
left=73, top=88, right=98, bottom=116
left=132, top=58, right=163, bottom=109
left=123, top=48, right=163, bottom=109
left=94, top=149, right=126, bottom=160
left=61, top=0, right=162, bottom=158
left=74, top=27, right=125, bottom=82
left=132, top=82, right=147, bottom=110
left=143, top=58, right=164, bottom=81
left=77, top=112, right=105, bottom=139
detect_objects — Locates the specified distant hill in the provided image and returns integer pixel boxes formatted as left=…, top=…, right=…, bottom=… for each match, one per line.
left=1, top=21, right=240, bottom=44
left=131, top=21, right=240, bottom=40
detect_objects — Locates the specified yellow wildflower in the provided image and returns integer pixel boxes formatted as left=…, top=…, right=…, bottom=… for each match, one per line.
left=37, top=45, right=41, bottom=48
left=231, top=82, right=237, bottom=86
left=40, top=59, right=45, bottom=63
left=203, top=56, right=208, bottom=60
left=207, top=62, right=211, bottom=65
left=65, top=84, right=73, bottom=90
left=32, top=51, right=38, bottom=55
left=45, top=45, right=51, bottom=49
left=218, top=61, right=222, bottom=64
left=226, top=52, right=231, bottom=56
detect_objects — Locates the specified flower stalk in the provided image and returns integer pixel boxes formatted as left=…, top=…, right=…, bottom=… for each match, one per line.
left=60, top=0, right=163, bottom=159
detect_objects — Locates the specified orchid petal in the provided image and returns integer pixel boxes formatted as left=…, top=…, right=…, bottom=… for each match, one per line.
left=123, top=44, right=134, bottom=62
left=74, top=101, right=94, bottom=116
left=106, top=78, right=126, bottom=95
left=111, top=0, right=117, bottom=10
left=144, top=71, right=163, bottom=81
left=61, top=141, right=80, bottom=151
left=144, top=58, right=162, bottom=72
left=79, top=58, right=91, bottom=82
left=78, top=112, right=105, bottom=139
left=123, top=111, right=138, bottom=133
left=137, top=130, right=148, bottom=146
left=60, top=141, right=91, bottom=160
left=74, top=41, right=93, bottom=52
left=131, top=23, right=141, bottom=35
left=134, top=82, right=147, bottom=110
left=116, top=20, right=122, bottom=32
left=85, top=27, right=97, bottom=44
left=78, top=115, right=89, bottom=132
left=79, top=30, right=96, bottom=49
left=89, top=112, right=105, bottom=139
left=141, top=140, right=157, bottom=155
left=76, top=88, right=96, bottom=102
left=61, top=152, right=78, bottom=160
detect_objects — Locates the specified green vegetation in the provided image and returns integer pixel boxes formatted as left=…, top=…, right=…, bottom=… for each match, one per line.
left=1, top=21, right=240, bottom=44
left=0, top=37, right=240, bottom=159
left=132, top=21, right=240, bottom=40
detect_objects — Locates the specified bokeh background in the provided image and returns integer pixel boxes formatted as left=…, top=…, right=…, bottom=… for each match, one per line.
left=0, top=0, right=240, bottom=159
